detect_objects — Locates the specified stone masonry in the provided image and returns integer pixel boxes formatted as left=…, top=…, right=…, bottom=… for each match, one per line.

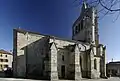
left=13, top=1, right=107, bottom=81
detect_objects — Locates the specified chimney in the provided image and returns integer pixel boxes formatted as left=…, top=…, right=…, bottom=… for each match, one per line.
left=112, top=58, right=113, bottom=62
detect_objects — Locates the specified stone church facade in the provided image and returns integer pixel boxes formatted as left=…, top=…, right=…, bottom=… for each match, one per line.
left=13, top=2, right=106, bottom=81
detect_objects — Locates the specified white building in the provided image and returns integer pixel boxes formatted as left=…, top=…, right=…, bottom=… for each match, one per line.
left=0, top=49, right=13, bottom=71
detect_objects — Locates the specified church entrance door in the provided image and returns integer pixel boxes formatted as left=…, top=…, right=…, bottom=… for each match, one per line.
left=61, top=65, right=65, bottom=78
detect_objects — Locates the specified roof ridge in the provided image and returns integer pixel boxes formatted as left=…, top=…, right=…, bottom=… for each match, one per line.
left=0, top=49, right=12, bottom=55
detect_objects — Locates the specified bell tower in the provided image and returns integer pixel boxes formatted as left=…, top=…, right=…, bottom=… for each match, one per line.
left=72, top=1, right=99, bottom=46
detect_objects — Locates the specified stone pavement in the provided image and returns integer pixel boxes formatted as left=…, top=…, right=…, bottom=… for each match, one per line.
left=0, top=77, right=119, bottom=81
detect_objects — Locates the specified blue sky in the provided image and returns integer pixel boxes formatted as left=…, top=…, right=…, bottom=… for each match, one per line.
left=0, top=0, right=120, bottom=62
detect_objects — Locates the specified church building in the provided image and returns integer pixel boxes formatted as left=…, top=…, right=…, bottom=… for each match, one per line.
left=13, top=1, right=106, bottom=81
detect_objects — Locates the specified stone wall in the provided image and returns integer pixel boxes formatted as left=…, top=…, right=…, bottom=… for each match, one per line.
left=93, top=57, right=100, bottom=78
left=50, top=38, right=75, bottom=48
left=89, top=49, right=101, bottom=79
left=24, top=37, right=49, bottom=79
left=50, top=42, right=58, bottom=81
left=13, top=29, right=105, bottom=80
left=80, top=51, right=88, bottom=78
left=50, top=39, right=75, bottom=80
left=13, top=29, right=45, bottom=78
left=57, top=48, right=75, bottom=79
left=107, top=63, right=120, bottom=76
left=75, top=45, right=82, bottom=81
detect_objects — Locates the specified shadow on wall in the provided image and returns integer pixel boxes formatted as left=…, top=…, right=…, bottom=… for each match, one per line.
left=57, top=45, right=75, bottom=80
left=17, top=36, right=50, bottom=80
left=16, top=55, right=26, bottom=78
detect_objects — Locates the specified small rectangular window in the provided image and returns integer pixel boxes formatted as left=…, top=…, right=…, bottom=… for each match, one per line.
left=5, top=59, right=8, bottom=62
left=0, top=59, right=3, bottom=62
left=4, top=65, right=8, bottom=68
left=62, top=55, right=64, bottom=61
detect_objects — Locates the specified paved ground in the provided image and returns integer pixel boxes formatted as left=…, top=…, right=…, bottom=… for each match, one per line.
left=82, top=77, right=120, bottom=81
left=0, top=77, right=119, bottom=81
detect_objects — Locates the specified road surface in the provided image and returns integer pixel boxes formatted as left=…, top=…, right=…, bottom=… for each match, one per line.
left=0, top=77, right=119, bottom=81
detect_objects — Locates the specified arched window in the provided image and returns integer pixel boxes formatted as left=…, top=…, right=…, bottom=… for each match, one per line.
left=94, top=59, right=97, bottom=70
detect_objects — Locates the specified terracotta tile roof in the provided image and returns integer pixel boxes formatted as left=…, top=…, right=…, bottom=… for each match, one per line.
left=0, top=49, right=12, bottom=55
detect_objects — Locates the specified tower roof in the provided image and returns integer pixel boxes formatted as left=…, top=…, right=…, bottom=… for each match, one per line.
left=81, top=0, right=89, bottom=11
